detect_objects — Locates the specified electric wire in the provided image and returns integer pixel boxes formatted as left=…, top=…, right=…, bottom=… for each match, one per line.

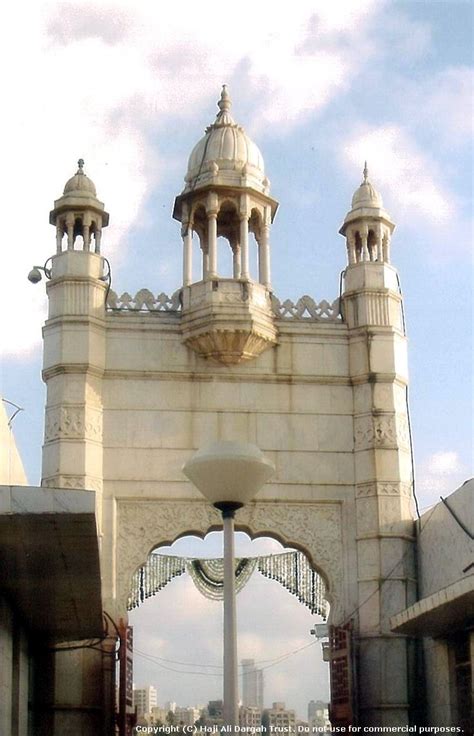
left=342, top=502, right=438, bottom=627
left=396, top=272, right=421, bottom=519
left=2, top=398, right=24, bottom=427
left=440, top=494, right=474, bottom=539
left=133, top=640, right=317, bottom=678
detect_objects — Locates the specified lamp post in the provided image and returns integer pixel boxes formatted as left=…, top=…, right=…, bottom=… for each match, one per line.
left=183, top=441, right=274, bottom=732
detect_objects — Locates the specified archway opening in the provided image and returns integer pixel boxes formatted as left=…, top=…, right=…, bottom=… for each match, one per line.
left=127, top=531, right=330, bottom=731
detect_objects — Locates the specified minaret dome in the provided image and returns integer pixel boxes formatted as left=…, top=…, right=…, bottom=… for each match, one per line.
left=49, top=159, right=109, bottom=254
left=339, top=163, right=395, bottom=265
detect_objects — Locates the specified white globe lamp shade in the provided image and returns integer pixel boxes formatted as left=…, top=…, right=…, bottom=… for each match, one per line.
left=182, top=441, right=274, bottom=507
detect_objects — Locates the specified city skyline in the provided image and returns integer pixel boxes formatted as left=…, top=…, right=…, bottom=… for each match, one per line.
left=131, top=684, right=323, bottom=724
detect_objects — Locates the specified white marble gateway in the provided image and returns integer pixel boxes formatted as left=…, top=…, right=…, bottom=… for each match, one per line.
left=40, top=88, right=416, bottom=731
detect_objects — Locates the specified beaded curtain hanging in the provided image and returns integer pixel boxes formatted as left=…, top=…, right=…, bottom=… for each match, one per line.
left=128, top=551, right=328, bottom=619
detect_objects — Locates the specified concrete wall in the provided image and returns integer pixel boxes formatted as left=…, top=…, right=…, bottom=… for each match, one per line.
left=418, top=480, right=474, bottom=728
left=0, top=596, right=29, bottom=736
left=418, top=479, right=474, bottom=598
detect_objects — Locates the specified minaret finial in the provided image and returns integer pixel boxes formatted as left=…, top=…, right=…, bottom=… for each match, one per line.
left=218, top=85, right=231, bottom=114
left=77, top=158, right=85, bottom=174
left=363, top=161, right=368, bottom=182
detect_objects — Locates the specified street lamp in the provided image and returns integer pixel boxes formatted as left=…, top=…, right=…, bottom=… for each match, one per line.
left=183, top=441, right=275, bottom=731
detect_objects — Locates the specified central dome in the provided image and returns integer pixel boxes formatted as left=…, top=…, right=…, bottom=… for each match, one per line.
left=184, top=86, right=267, bottom=193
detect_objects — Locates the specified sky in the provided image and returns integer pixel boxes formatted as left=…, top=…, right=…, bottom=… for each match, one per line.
left=0, top=0, right=472, bottom=719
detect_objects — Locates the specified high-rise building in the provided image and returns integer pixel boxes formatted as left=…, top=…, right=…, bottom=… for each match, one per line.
left=133, top=686, right=158, bottom=718
left=308, top=700, right=330, bottom=730
left=239, top=706, right=262, bottom=728
left=263, top=703, right=296, bottom=733
left=242, top=659, right=264, bottom=708
left=175, top=706, right=201, bottom=727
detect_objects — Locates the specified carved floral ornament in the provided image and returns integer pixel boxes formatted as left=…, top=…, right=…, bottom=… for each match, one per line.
left=116, top=500, right=344, bottom=622
left=106, top=288, right=342, bottom=322
left=42, top=474, right=103, bottom=493
left=354, top=413, right=410, bottom=451
left=44, top=405, right=103, bottom=442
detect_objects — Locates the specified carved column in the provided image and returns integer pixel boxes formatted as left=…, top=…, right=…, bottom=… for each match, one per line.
left=56, top=221, right=63, bottom=254
left=82, top=213, right=91, bottom=251
left=346, top=231, right=356, bottom=265
left=240, top=216, right=249, bottom=279
left=207, top=193, right=218, bottom=278
left=95, top=226, right=102, bottom=253
left=233, top=245, right=241, bottom=279
left=258, top=218, right=271, bottom=287
left=66, top=213, right=74, bottom=250
left=183, top=225, right=193, bottom=286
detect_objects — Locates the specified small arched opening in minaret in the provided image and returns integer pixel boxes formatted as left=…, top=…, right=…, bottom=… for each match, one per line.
left=192, top=205, right=208, bottom=280
left=190, top=230, right=202, bottom=283
left=367, top=230, right=377, bottom=261
left=248, top=208, right=263, bottom=283
left=354, top=231, right=362, bottom=263
left=73, top=216, right=84, bottom=248
left=217, top=200, right=240, bottom=278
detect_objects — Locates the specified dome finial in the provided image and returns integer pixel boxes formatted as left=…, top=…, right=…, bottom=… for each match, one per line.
left=218, top=84, right=231, bottom=114
left=77, top=158, right=85, bottom=174
left=363, top=161, right=369, bottom=183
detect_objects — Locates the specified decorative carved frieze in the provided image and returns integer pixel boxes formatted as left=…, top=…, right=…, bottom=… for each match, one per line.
left=356, top=482, right=412, bottom=498
left=42, top=474, right=103, bottom=493
left=116, top=500, right=344, bottom=622
left=107, top=288, right=181, bottom=312
left=271, top=294, right=341, bottom=322
left=106, top=287, right=342, bottom=323
left=45, top=405, right=103, bottom=442
left=354, top=413, right=410, bottom=451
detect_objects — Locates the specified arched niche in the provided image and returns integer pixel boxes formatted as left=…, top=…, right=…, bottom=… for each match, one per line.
left=115, top=499, right=344, bottom=624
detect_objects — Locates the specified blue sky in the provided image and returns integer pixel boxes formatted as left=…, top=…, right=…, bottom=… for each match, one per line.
left=1, top=0, right=472, bottom=717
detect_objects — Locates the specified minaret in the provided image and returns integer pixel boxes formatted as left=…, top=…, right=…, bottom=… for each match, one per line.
left=49, top=158, right=109, bottom=254
left=173, top=86, right=279, bottom=364
left=340, top=167, right=416, bottom=727
left=42, top=160, right=109, bottom=516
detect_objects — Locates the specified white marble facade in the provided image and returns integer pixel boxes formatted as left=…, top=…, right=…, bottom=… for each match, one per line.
left=40, top=89, right=416, bottom=731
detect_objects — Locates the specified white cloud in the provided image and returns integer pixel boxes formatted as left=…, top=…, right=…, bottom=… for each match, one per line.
left=343, top=125, right=457, bottom=226
left=2, top=0, right=387, bottom=358
left=417, top=450, right=470, bottom=509
left=394, top=66, right=474, bottom=148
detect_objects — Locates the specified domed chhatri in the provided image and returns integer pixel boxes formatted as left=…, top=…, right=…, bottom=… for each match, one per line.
left=339, top=163, right=395, bottom=265
left=184, top=85, right=267, bottom=194
left=63, top=158, right=98, bottom=197
left=173, top=87, right=279, bottom=365
left=49, top=159, right=109, bottom=254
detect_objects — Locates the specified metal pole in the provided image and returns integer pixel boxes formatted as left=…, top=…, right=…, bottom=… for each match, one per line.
left=222, top=507, right=239, bottom=731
